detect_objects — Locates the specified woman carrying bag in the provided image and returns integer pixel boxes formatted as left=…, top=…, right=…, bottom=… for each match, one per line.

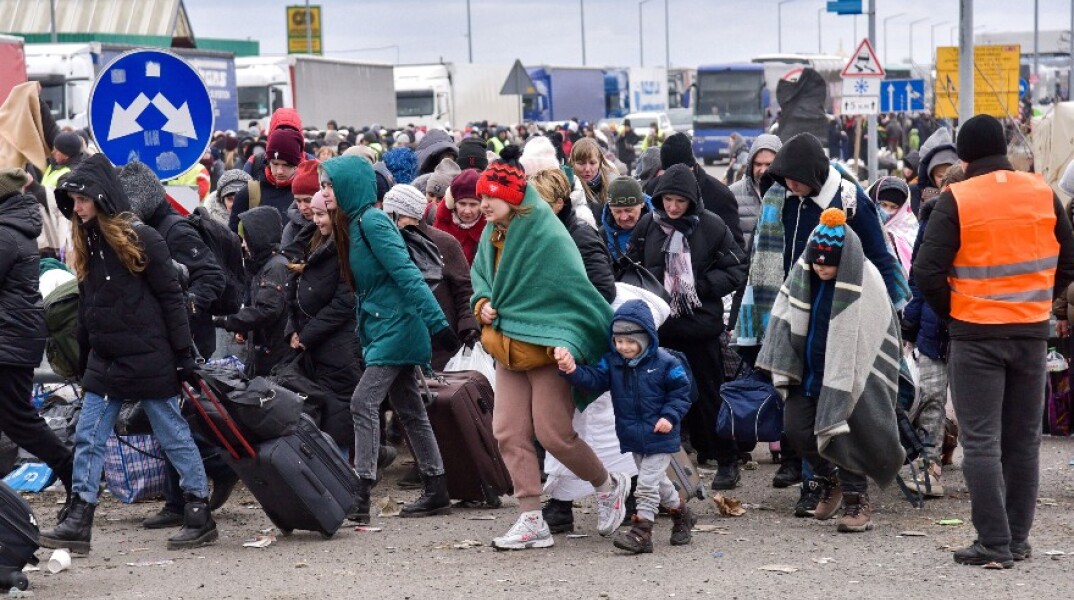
left=40, top=154, right=215, bottom=553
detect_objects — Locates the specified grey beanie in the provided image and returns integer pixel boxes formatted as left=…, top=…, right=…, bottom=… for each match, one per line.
left=117, top=161, right=165, bottom=221
left=612, top=319, right=650, bottom=356
left=411, top=173, right=433, bottom=195
left=426, top=158, right=461, bottom=197
left=217, top=168, right=252, bottom=199
left=1060, top=160, right=1074, bottom=198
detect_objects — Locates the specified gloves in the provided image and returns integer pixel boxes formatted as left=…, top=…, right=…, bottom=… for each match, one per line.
left=431, top=327, right=462, bottom=355
left=177, top=350, right=199, bottom=386
left=461, top=329, right=481, bottom=349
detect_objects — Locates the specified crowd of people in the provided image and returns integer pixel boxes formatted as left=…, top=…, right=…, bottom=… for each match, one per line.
left=1, top=97, right=1072, bottom=568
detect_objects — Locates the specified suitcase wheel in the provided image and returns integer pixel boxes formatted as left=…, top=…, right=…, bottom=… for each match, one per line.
left=320, top=531, right=334, bottom=540
left=6, top=571, right=28, bottom=591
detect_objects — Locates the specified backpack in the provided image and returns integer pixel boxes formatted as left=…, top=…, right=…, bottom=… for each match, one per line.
left=188, top=208, right=245, bottom=315
left=43, top=278, right=80, bottom=380
left=355, top=206, right=444, bottom=290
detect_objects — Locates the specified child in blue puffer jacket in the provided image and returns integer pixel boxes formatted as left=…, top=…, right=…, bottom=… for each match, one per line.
left=554, top=299, right=694, bottom=555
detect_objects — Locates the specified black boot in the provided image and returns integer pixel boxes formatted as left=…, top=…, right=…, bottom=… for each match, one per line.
left=40, top=496, right=94, bottom=554
left=542, top=499, right=575, bottom=533
left=142, top=507, right=184, bottom=529
left=166, top=495, right=218, bottom=550
left=954, top=541, right=1013, bottom=568
left=399, top=473, right=452, bottom=518
left=208, top=471, right=240, bottom=511
left=772, top=459, right=803, bottom=488
left=54, top=456, right=75, bottom=523
left=397, top=465, right=422, bottom=489
left=711, top=461, right=740, bottom=490
left=347, top=478, right=376, bottom=524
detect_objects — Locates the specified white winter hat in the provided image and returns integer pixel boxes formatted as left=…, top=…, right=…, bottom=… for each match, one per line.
left=382, top=184, right=428, bottom=220
left=520, top=135, right=560, bottom=175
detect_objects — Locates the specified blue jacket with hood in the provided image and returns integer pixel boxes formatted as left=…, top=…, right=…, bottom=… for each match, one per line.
left=564, top=299, right=693, bottom=455
left=600, top=195, right=652, bottom=262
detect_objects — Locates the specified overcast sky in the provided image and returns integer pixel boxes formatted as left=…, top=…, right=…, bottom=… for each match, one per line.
left=184, top=0, right=1070, bottom=68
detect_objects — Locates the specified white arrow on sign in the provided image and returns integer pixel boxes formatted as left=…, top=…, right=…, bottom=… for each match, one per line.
left=152, top=94, right=198, bottom=140
left=107, top=93, right=151, bottom=141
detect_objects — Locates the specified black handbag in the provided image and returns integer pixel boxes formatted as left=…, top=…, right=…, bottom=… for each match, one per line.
left=225, top=377, right=304, bottom=441
left=114, top=402, right=153, bottom=436
left=614, top=257, right=671, bottom=303
left=400, top=226, right=444, bottom=290
left=270, top=351, right=332, bottom=415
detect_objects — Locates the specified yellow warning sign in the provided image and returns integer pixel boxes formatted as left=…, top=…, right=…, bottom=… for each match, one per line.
left=935, top=45, right=1021, bottom=119
left=286, top=5, right=322, bottom=55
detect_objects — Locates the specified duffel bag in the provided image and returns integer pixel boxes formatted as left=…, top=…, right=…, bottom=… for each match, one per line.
left=222, top=377, right=304, bottom=442
left=717, top=368, right=783, bottom=444
left=0, top=481, right=39, bottom=591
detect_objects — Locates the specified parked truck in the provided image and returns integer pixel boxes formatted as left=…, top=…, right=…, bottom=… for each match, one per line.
left=237, top=55, right=395, bottom=132
left=24, top=43, right=239, bottom=132
left=603, top=67, right=668, bottom=118
left=523, top=66, right=605, bottom=124
left=0, top=35, right=27, bottom=105
left=394, top=63, right=518, bottom=129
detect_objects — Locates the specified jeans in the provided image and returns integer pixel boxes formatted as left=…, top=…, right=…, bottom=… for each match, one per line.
left=351, top=365, right=443, bottom=481
left=949, top=338, right=1046, bottom=550
left=73, top=392, right=209, bottom=505
left=162, top=431, right=234, bottom=513
left=632, top=453, right=679, bottom=521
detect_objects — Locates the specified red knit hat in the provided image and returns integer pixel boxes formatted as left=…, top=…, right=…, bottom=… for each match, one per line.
left=292, top=159, right=320, bottom=196
left=266, top=129, right=304, bottom=166
left=475, top=148, right=526, bottom=205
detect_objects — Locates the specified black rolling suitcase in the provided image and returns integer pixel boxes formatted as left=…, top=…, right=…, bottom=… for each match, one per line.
left=182, top=380, right=359, bottom=538
left=0, top=481, right=39, bottom=591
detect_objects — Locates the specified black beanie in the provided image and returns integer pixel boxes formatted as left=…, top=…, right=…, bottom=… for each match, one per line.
left=458, top=137, right=489, bottom=171
left=956, top=114, right=1007, bottom=163
left=660, top=132, right=696, bottom=169
left=54, top=132, right=83, bottom=158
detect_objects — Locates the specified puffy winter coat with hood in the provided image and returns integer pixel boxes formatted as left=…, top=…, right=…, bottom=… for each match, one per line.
left=728, top=134, right=783, bottom=255
left=914, top=128, right=958, bottom=215
left=564, top=299, right=693, bottom=455
left=416, top=130, right=459, bottom=175
left=280, top=201, right=315, bottom=260
left=0, top=190, right=48, bottom=367
left=55, top=154, right=193, bottom=400
left=218, top=206, right=292, bottom=376
left=323, top=155, right=449, bottom=367
left=902, top=198, right=948, bottom=360
left=627, top=164, right=748, bottom=342
left=557, top=198, right=616, bottom=303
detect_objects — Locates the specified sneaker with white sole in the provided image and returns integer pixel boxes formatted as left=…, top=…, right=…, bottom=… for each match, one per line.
left=595, top=472, right=629, bottom=537
left=491, top=511, right=554, bottom=551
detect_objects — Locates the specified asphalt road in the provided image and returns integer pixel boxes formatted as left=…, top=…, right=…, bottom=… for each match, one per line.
left=19, top=437, right=1074, bottom=600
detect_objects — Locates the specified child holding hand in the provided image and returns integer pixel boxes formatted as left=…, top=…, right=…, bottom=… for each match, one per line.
left=554, top=299, right=695, bottom=554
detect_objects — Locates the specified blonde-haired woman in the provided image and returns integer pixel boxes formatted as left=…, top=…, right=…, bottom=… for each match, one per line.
left=41, top=154, right=215, bottom=554
left=569, top=138, right=618, bottom=219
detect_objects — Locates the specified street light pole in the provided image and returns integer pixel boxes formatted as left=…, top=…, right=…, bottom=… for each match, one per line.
left=931, top=21, right=950, bottom=65
left=959, top=0, right=974, bottom=125
left=778, top=0, right=797, bottom=53
left=665, top=0, right=670, bottom=69
left=908, top=18, right=928, bottom=64
left=580, top=0, right=587, bottom=66
left=1033, top=0, right=1039, bottom=100
left=639, top=0, right=655, bottom=66
left=817, top=8, right=823, bottom=54
left=883, top=13, right=906, bottom=66
left=466, top=0, right=473, bottom=63
left=305, top=0, right=313, bottom=55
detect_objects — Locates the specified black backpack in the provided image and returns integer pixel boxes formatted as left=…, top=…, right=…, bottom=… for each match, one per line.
left=188, top=207, right=245, bottom=315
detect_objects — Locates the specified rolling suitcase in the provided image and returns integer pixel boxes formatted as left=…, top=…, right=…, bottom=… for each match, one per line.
left=420, top=370, right=512, bottom=507
left=0, top=481, right=39, bottom=591
left=667, top=447, right=706, bottom=503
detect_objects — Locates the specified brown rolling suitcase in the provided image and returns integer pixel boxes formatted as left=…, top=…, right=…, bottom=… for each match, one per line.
left=667, top=447, right=706, bottom=503
left=420, top=370, right=512, bottom=507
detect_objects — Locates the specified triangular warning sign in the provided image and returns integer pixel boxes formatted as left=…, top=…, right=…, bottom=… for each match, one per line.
left=500, top=59, right=537, bottom=96
left=841, top=38, right=885, bottom=78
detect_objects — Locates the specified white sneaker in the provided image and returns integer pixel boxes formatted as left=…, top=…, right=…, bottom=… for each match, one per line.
left=595, top=472, right=629, bottom=537
left=491, top=511, right=554, bottom=551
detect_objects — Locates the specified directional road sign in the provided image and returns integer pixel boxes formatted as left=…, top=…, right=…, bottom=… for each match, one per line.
left=89, top=49, right=214, bottom=181
left=880, top=79, right=925, bottom=113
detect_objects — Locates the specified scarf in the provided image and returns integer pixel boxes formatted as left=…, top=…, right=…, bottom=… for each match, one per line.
left=264, top=164, right=296, bottom=188
left=453, top=212, right=481, bottom=230
left=756, top=226, right=905, bottom=487
left=882, top=201, right=919, bottom=275
left=652, top=210, right=701, bottom=317
left=471, top=185, right=613, bottom=410
left=734, top=182, right=788, bottom=346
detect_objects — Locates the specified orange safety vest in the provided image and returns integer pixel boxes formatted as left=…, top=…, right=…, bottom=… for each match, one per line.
left=948, top=170, right=1059, bottom=325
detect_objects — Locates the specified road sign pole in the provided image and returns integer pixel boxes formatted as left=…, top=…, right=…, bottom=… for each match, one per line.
left=305, top=0, right=313, bottom=55
left=958, top=0, right=974, bottom=125
left=867, top=0, right=877, bottom=183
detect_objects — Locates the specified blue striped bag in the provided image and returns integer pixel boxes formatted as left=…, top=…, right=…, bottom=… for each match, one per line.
left=104, top=435, right=167, bottom=503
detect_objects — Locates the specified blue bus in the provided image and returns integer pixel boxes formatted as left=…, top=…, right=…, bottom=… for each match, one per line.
left=691, top=64, right=769, bottom=165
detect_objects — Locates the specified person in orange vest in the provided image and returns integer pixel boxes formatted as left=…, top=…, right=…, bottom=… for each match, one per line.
left=915, top=114, right=1074, bottom=569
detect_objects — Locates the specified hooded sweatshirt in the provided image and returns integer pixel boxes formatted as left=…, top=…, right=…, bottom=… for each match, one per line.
left=0, top=191, right=47, bottom=367
left=55, top=154, right=193, bottom=400
left=416, top=129, right=459, bottom=175
left=562, top=299, right=693, bottom=455
left=728, top=134, right=783, bottom=254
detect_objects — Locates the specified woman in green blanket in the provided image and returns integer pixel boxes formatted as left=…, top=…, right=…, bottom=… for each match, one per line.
left=470, top=146, right=630, bottom=551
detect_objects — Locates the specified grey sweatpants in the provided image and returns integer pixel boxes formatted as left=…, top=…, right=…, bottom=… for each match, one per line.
left=632, top=453, right=679, bottom=522
left=948, top=338, right=1046, bottom=550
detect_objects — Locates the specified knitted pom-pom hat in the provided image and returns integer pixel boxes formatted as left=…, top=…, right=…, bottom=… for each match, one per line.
left=475, top=145, right=527, bottom=205
left=805, top=208, right=847, bottom=266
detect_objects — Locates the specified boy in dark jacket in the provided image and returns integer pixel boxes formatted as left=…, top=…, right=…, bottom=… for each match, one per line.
left=554, top=300, right=695, bottom=554
left=214, top=206, right=291, bottom=377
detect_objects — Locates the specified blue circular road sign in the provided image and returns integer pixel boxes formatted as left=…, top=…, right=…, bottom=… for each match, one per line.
left=89, top=49, right=214, bottom=180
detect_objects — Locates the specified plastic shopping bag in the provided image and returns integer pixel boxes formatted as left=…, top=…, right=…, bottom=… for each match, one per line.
left=444, top=343, right=497, bottom=388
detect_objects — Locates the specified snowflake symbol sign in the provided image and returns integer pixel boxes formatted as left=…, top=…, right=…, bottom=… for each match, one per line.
left=853, top=79, right=869, bottom=94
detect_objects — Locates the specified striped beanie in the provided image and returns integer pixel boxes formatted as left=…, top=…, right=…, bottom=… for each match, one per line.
left=475, top=145, right=527, bottom=205
left=805, top=208, right=847, bottom=267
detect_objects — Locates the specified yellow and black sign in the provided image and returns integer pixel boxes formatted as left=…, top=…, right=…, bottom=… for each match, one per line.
left=935, top=45, right=1020, bottom=119
left=287, top=5, right=322, bottom=55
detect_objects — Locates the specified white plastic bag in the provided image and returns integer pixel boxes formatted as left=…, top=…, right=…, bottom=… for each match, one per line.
left=1046, top=348, right=1069, bottom=373
left=444, top=342, right=497, bottom=387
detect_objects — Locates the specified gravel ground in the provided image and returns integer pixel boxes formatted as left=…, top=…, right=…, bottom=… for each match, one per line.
left=16, top=437, right=1074, bottom=600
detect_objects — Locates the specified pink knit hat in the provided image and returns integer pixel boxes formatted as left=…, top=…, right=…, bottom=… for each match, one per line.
left=310, top=190, right=328, bottom=214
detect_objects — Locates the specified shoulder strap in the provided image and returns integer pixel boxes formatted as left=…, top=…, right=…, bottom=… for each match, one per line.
left=356, top=205, right=374, bottom=252
left=248, top=181, right=261, bottom=209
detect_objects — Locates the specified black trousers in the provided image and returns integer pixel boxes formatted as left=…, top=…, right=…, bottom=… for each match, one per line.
left=0, top=365, right=73, bottom=487
left=783, top=390, right=867, bottom=492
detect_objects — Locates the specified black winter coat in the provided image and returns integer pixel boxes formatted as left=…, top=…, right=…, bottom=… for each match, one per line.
left=0, top=192, right=48, bottom=367
left=645, top=165, right=745, bottom=249
left=629, top=167, right=748, bottom=343
left=557, top=201, right=616, bottom=303
left=286, top=237, right=359, bottom=447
